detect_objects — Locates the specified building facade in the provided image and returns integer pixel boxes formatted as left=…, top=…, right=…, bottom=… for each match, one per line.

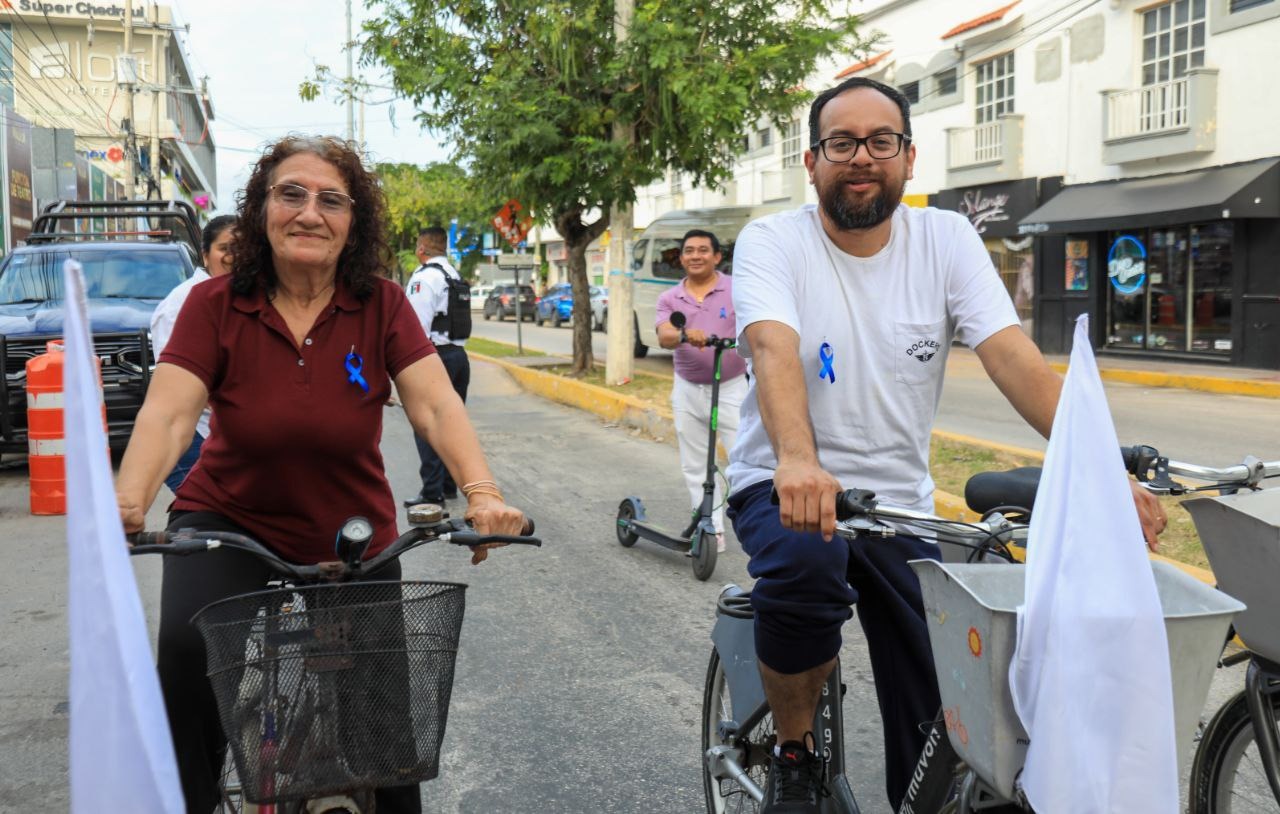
left=0, top=2, right=216, bottom=218
left=629, top=0, right=1280, bottom=369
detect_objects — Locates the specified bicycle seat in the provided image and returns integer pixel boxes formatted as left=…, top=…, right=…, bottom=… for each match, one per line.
left=964, top=467, right=1041, bottom=515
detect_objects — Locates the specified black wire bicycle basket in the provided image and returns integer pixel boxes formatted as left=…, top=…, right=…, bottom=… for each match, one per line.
left=193, top=580, right=466, bottom=804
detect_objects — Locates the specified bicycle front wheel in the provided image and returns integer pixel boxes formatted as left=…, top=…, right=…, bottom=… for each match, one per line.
left=1190, top=689, right=1280, bottom=813
left=702, top=649, right=773, bottom=813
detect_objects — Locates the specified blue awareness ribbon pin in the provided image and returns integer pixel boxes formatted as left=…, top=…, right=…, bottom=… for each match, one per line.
left=818, top=342, right=835, bottom=383
left=345, top=347, right=369, bottom=393
left=719, top=306, right=727, bottom=319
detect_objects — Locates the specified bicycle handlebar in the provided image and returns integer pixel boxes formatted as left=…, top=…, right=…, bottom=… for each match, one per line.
left=1120, top=444, right=1280, bottom=493
left=126, top=516, right=541, bottom=582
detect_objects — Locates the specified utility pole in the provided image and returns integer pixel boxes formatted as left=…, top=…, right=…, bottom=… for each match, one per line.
left=604, top=0, right=635, bottom=385
left=345, top=0, right=356, bottom=142
left=149, top=3, right=162, bottom=198
left=122, top=0, right=137, bottom=195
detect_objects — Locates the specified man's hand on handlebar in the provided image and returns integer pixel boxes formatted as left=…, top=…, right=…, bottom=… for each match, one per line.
left=1129, top=479, right=1166, bottom=553
left=117, top=491, right=147, bottom=536
left=774, top=459, right=843, bottom=542
left=463, top=492, right=528, bottom=564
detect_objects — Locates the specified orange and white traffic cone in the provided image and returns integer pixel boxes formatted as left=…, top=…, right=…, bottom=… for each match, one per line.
left=26, top=340, right=104, bottom=516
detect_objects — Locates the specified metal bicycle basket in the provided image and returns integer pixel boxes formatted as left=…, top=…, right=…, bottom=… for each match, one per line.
left=193, top=580, right=467, bottom=804
left=909, top=560, right=1243, bottom=801
left=1183, top=487, right=1280, bottom=663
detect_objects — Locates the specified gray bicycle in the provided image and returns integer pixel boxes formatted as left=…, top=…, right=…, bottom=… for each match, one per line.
left=703, top=451, right=1245, bottom=813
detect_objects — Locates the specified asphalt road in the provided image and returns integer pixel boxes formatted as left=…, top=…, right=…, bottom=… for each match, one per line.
left=0, top=360, right=1258, bottom=812
left=470, top=318, right=1280, bottom=466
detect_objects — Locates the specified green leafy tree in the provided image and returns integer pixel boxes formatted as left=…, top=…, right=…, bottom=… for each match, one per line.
left=364, top=0, right=871, bottom=372
left=375, top=161, right=495, bottom=281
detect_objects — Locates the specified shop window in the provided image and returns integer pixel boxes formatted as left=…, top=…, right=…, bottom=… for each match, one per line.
left=1104, top=223, right=1233, bottom=355
left=975, top=52, right=1015, bottom=124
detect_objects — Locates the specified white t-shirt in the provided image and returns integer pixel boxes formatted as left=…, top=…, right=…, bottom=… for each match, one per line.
left=150, top=268, right=213, bottom=438
left=405, top=255, right=466, bottom=347
left=728, top=204, right=1018, bottom=512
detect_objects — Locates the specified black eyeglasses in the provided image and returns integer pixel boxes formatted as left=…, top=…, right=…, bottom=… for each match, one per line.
left=269, top=183, right=354, bottom=215
left=811, top=133, right=910, bottom=162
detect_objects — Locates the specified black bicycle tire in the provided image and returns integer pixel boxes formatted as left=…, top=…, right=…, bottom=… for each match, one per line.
left=702, top=648, right=774, bottom=813
left=1189, top=688, right=1280, bottom=813
left=692, top=531, right=718, bottom=581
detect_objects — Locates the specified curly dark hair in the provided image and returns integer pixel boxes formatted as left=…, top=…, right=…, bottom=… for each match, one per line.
left=230, top=135, right=390, bottom=301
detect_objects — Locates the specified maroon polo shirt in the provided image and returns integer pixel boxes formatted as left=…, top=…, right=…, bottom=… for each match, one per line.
left=160, top=275, right=435, bottom=563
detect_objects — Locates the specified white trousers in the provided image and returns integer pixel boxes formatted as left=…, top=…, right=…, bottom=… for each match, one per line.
left=671, top=374, right=747, bottom=533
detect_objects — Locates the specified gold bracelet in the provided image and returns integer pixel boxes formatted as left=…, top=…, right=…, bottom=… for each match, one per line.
left=464, top=487, right=504, bottom=501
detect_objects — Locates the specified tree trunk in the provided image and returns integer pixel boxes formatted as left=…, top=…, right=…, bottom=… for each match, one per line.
left=554, top=207, right=609, bottom=375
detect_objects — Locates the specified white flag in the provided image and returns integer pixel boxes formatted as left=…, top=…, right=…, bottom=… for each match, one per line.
left=64, top=259, right=183, bottom=812
left=1008, top=314, right=1177, bottom=813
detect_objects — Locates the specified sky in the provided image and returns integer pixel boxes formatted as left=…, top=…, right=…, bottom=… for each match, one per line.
left=166, top=0, right=451, bottom=214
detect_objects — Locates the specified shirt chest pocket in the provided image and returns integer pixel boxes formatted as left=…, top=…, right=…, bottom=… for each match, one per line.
left=894, top=319, right=947, bottom=386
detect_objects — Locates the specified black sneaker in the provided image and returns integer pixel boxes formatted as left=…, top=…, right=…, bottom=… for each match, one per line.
left=761, top=740, right=826, bottom=813
left=403, top=493, right=444, bottom=507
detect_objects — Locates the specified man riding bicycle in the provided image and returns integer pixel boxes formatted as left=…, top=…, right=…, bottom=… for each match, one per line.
left=726, top=77, right=1167, bottom=813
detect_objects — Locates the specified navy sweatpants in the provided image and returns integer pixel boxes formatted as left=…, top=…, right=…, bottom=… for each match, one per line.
left=727, top=479, right=942, bottom=810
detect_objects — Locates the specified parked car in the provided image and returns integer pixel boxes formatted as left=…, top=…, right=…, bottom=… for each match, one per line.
left=589, top=285, right=608, bottom=332
left=0, top=199, right=200, bottom=452
left=469, top=283, right=493, bottom=310
left=482, top=284, right=536, bottom=321
left=535, top=282, right=574, bottom=327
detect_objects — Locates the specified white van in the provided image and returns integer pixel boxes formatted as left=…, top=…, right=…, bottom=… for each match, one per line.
left=628, top=205, right=790, bottom=356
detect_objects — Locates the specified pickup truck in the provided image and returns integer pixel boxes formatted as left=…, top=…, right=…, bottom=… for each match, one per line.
left=0, top=200, right=200, bottom=453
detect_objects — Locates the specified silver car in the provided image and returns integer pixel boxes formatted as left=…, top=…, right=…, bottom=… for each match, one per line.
left=589, top=285, right=608, bottom=332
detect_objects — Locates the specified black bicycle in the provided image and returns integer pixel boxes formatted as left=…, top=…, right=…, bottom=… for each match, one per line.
left=129, top=504, right=539, bottom=814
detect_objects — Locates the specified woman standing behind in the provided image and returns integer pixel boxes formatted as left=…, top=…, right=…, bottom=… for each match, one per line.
left=148, top=213, right=236, bottom=492
left=116, top=135, right=525, bottom=813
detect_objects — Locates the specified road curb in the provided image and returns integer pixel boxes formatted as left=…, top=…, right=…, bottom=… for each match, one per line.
left=476, top=352, right=1218, bottom=585
left=1048, top=362, right=1280, bottom=400
left=471, top=353, right=677, bottom=441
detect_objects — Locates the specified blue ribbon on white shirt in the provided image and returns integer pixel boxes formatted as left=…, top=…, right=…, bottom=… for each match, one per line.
left=818, top=343, right=835, bottom=383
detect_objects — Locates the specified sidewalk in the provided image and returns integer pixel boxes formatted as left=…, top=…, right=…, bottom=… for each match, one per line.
left=947, top=345, right=1280, bottom=399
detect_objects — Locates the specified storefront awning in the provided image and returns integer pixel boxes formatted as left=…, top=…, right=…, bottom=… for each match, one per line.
left=1018, top=157, right=1280, bottom=235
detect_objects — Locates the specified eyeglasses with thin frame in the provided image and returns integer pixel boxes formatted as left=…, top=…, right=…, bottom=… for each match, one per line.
left=268, top=183, right=355, bottom=215
left=811, top=133, right=910, bottom=163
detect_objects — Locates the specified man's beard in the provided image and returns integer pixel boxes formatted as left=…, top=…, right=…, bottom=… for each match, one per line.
left=819, top=173, right=905, bottom=231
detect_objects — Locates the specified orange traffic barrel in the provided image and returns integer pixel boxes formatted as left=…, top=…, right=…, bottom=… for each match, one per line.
left=26, top=340, right=104, bottom=516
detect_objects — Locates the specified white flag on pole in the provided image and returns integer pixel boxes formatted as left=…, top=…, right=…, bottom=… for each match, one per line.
left=64, top=259, right=183, bottom=812
left=1008, top=314, right=1178, bottom=813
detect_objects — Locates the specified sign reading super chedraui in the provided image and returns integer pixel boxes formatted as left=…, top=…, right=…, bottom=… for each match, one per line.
left=932, top=178, right=1038, bottom=239
left=14, top=1, right=148, bottom=18
left=5, top=110, right=35, bottom=248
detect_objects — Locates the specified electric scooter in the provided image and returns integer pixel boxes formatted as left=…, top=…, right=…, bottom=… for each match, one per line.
left=615, top=311, right=736, bottom=581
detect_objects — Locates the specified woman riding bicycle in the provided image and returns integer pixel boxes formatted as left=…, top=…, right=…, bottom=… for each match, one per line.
left=115, top=134, right=525, bottom=813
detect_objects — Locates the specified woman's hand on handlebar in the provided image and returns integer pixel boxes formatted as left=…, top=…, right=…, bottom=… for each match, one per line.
left=117, top=490, right=147, bottom=536
left=463, top=493, right=527, bottom=564
left=1129, top=480, right=1166, bottom=552
left=684, top=328, right=710, bottom=349
left=774, top=459, right=843, bottom=542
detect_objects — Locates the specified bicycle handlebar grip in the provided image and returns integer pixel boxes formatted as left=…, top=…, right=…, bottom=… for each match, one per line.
left=835, top=489, right=877, bottom=520
left=126, top=531, right=169, bottom=547
left=1121, top=444, right=1159, bottom=477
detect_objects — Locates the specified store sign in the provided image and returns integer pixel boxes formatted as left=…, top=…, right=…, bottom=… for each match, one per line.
left=14, top=1, right=147, bottom=19
left=1107, top=235, right=1147, bottom=294
left=932, top=178, right=1037, bottom=238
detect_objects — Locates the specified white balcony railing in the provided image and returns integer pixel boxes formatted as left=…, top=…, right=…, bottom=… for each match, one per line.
left=1105, top=78, right=1190, bottom=140
left=948, top=121, right=1004, bottom=169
